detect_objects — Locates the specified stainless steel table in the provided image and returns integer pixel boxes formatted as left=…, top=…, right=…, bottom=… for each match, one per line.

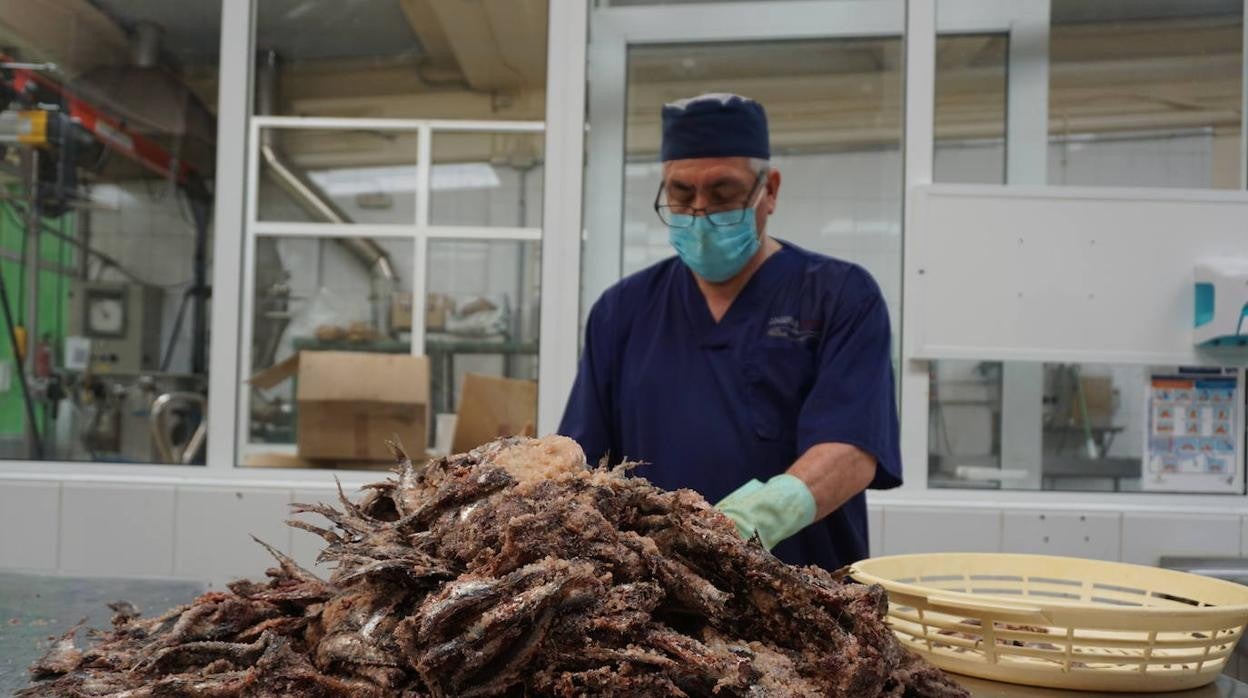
left=0, top=572, right=206, bottom=695
left=2, top=571, right=1246, bottom=697
left=959, top=674, right=1248, bottom=697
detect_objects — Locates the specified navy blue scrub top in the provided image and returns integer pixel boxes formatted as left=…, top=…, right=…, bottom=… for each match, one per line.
left=559, top=240, right=902, bottom=571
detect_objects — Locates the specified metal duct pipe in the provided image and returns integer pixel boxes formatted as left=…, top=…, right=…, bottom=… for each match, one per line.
left=254, top=51, right=397, bottom=286
left=131, top=21, right=163, bottom=69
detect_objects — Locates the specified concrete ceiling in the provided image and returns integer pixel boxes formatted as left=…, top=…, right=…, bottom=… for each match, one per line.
left=87, top=0, right=221, bottom=66
left=86, top=0, right=426, bottom=66
left=255, top=0, right=423, bottom=62
left=607, top=0, right=1242, bottom=24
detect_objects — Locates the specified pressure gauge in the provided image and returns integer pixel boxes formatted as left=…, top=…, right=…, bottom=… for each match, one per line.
left=84, top=289, right=126, bottom=338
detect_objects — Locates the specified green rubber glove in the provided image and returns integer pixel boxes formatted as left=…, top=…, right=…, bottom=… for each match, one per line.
left=715, top=474, right=816, bottom=550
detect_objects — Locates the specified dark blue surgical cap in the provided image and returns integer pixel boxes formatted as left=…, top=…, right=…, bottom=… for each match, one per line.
left=660, top=93, right=770, bottom=162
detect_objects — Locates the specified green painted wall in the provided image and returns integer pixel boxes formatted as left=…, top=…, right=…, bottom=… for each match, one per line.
left=0, top=202, right=75, bottom=437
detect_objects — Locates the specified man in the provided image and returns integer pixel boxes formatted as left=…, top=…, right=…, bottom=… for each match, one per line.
left=559, top=93, right=900, bottom=571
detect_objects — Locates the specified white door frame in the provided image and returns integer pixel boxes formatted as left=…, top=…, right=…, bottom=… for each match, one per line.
left=583, top=0, right=905, bottom=320
left=583, top=0, right=1048, bottom=492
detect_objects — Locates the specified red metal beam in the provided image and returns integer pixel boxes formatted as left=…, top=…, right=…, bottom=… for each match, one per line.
left=4, top=55, right=197, bottom=184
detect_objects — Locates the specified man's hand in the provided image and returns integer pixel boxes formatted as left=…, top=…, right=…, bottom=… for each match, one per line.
left=788, top=442, right=877, bottom=520
left=715, top=443, right=876, bottom=550
left=715, top=474, right=815, bottom=550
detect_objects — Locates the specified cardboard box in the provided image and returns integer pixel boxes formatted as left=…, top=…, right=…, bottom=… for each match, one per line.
left=1070, top=376, right=1115, bottom=429
left=249, top=351, right=429, bottom=461
left=426, top=293, right=454, bottom=332
left=451, top=373, right=537, bottom=454
left=391, top=292, right=413, bottom=332
left=243, top=452, right=399, bottom=471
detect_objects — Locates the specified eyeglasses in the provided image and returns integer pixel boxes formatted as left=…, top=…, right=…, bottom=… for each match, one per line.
left=654, top=169, right=768, bottom=228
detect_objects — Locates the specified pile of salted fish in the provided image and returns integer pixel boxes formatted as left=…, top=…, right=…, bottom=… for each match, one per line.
left=21, top=436, right=967, bottom=697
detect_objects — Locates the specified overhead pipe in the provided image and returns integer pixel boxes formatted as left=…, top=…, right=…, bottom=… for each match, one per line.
left=131, top=21, right=162, bottom=69
left=254, top=51, right=398, bottom=294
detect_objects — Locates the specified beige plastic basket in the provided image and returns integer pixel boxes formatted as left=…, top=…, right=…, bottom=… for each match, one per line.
left=850, top=553, right=1248, bottom=693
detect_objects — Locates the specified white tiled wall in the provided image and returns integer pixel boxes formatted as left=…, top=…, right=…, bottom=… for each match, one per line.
left=7, top=482, right=1248, bottom=581
left=0, top=480, right=60, bottom=571
left=0, top=480, right=339, bottom=585
left=880, top=507, right=1002, bottom=555
left=874, top=507, right=1248, bottom=566
left=1001, top=510, right=1121, bottom=560
left=173, top=487, right=294, bottom=585
left=60, top=483, right=177, bottom=578
left=867, top=505, right=884, bottom=558
left=1120, top=512, right=1241, bottom=566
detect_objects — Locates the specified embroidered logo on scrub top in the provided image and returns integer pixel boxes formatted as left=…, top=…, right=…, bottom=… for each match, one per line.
left=766, top=316, right=819, bottom=343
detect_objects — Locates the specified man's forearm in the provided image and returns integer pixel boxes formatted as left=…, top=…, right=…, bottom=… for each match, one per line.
left=787, top=442, right=877, bottom=520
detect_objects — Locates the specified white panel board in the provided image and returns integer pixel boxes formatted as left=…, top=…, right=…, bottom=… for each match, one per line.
left=174, top=487, right=293, bottom=586
left=61, top=484, right=176, bottom=577
left=1001, top=510, right=1121, bottom=561
left=1121, top=512, right=1241, bottom=566
left=906, top=185, right=1248, bottom=364
left=0, top=481, right=60, bottom=570
left=881, top=507, right=1001, bottom=555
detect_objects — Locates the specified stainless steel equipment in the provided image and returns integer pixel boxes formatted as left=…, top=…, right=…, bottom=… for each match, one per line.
left=67, top=281, right=163, bottom=373
left=150, top=391, right=206, bottom=464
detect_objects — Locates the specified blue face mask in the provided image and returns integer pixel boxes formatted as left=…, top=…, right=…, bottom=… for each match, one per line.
left=668, top=209, right=761, bottom=283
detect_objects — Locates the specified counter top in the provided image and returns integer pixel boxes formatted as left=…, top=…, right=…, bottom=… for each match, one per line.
left=0, top=572, right=207, bottom=695
left=959, top=674, right=1248, bottom=697
left=2, top=571, right=1246, bottom=697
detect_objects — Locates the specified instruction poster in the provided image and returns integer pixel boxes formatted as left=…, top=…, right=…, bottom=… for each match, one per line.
left=1142, top=368, right=1244, bottom=493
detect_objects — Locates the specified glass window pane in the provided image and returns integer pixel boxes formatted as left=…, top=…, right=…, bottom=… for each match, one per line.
left=934, top=33, right=1008, bottom=184
left=253, top=0, right=547, bottom=123
left=928, top=359, right=1003, bottom=489
left=0, top=1, right=220, bottom=463
left=622, top=34, right=903, bottom=359
left=429, top=132, right=545, bottom=227
left=1049, top=1, right=1243, bottom=188
left=425, top=240, right=540, bottom=454
left=930, top=361, right=1245, bottom=495
left=257, top=127, right=420, bottom=225
left=242, top=236, right=414, bottom=468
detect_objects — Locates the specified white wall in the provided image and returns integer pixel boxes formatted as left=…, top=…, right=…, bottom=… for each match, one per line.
left=927, top=131, right=1219, bottom=481
left=5, top=478, right=1246, bottom=587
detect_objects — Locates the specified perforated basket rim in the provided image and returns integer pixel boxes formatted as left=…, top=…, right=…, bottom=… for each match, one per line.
left=850, top=552, right=1248, bottom=617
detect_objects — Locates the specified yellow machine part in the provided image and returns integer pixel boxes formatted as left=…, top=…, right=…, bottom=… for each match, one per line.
left=16, top=110, right=48, bottom=147
left=12, top=325, right=26, bottom=362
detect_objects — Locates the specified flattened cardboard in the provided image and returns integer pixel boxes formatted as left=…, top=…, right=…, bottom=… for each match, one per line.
left=247, top=353, right=300, bottom=391
left=451, top=373, right=537, bottom=454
